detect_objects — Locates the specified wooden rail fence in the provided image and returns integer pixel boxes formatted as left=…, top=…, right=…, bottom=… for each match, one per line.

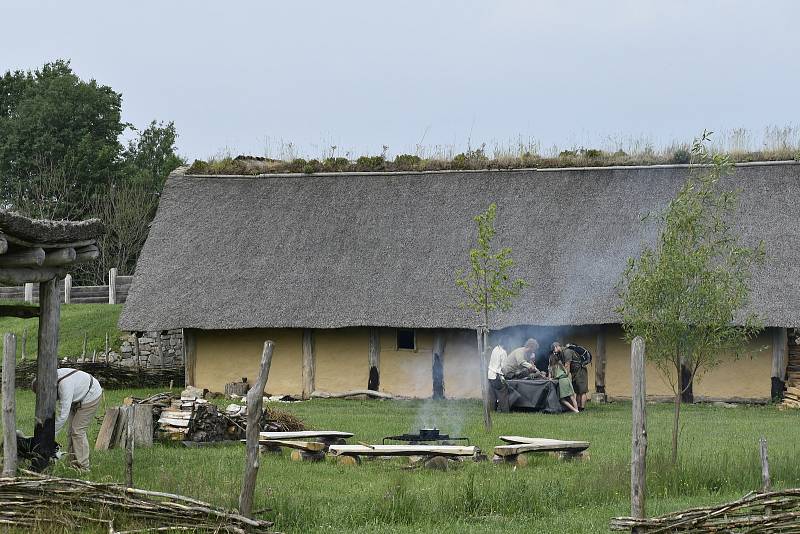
left=0, top=268, right=132, bottom=305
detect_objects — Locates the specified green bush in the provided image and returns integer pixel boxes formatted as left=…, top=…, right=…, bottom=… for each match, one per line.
left=355, top=155, right=385, bottom=171
left=322, top=157, right=350, bottom=172
left=393, top=154, right=421, bottom=169
left=672, top=147, right=691, bottom=164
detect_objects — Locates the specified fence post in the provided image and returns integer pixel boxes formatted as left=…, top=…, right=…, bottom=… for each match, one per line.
left=631, top=336, right=647, bottom=523
left=64, top=274, right=72, bottom=304
left=108, top=268, right=117, bottom=304
left=2, top=333, right=17, bottom=477
left=23, top=283, right=33, bottom=304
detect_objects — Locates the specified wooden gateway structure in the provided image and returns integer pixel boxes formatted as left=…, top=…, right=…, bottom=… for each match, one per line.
left=0, top=210, right=103, bottom=470
left=120, top=162, right=800, bottom=402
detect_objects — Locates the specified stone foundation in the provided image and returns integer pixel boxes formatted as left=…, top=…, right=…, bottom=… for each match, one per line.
left=114, top=330, right=184, bottom=368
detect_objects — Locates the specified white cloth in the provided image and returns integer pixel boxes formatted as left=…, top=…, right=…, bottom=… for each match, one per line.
left=55, top=368, right=102, bottom=433
left=488, top=346, right=507, bottom=379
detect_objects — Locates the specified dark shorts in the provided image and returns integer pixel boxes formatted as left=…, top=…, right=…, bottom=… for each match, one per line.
left=571, top=366, right=589, bottom=394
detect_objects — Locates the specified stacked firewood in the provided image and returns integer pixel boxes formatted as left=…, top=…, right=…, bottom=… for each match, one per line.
left=780, top=330, right=800, bottom=409
left=155, top=390, right=305, bottom=443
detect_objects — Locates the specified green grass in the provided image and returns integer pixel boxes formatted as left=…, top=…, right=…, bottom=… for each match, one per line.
left=4, top=390, right=800, bottom=533
left=0, top=304, right=123, bottom=360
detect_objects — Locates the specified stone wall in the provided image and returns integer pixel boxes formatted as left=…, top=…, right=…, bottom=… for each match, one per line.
left=114, top=329, right=184, bottom=368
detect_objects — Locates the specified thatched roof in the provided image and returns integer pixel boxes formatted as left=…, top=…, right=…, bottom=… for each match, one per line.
left=119, top=162, right=800, bottom=331
left=0, top=210, right=104, bottom=246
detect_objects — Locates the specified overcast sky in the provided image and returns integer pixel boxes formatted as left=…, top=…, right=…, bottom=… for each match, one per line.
left=3, top=1, right=799, bottom=160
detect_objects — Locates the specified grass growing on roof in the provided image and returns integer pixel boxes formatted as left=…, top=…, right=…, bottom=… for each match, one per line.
left=4, top=390, right=800, bottom=533
left=0, top=303, right=123, bottom=360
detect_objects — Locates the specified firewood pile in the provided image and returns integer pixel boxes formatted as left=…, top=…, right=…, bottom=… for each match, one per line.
left=611, top=488, right=800, bottom=532
left=780, top=330, right=800, bottom=409
left=154, top=389, right=305, bottom=443
left=5, top=360, right=183, bottom=389
left=0, top=472, right=273, bottom=533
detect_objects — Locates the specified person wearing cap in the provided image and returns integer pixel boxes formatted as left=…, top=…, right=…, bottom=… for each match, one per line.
left=487, top=337, right=510, bottom=412
left=501, top=338, right=545, bottom=379
left=31, top=368, right=103, bottom=470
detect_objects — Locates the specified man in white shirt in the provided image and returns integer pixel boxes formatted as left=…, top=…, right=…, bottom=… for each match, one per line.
left=32, top=368, right=103, bottom=470
left=487, top=338, right=510, bottom=412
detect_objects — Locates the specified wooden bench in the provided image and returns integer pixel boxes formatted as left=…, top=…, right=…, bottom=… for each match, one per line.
left=494, top=436, right=590, bottom=466
left=255, top=431, right=354, bottom=460
left=328, top=444, right=477, bottom=465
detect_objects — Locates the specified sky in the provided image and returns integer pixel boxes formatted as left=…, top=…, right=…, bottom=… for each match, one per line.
left=2, top=1, right=799, bottom=160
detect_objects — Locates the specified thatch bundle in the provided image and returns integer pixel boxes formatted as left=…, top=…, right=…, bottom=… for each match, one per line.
left=611, top=489, right=800, bottom=532
left=0, top=472, right=273, bottom=533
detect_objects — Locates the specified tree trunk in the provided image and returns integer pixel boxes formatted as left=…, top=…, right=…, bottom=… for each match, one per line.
left=630, top=337, right=647, bottom=521
left=239, top=341, right=274, bottom=518
left=671, top=391, right=681, bottom=464
left=679, top=359, right=693, bottom=404
left=476, top=327, right=491, bottom=432
left=32, top=278, right=60, bottom=472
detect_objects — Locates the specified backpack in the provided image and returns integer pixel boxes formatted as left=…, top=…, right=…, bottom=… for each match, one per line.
left=566, top=344, right=592, bottom=368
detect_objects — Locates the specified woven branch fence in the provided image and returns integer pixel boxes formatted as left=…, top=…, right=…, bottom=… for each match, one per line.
left=2, top=360, right=183, bottom=390
left=611, top=488, right=800, bottom=533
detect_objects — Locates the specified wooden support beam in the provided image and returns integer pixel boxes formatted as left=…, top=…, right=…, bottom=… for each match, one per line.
left=0, top=247, right=45, bottom=268
left=432, top=330, right=445, bottom=399
left=771, top=327, right=788, bottom=401
left=0, top=267, right=65, bottom=285
left=42, top=248, right=76, bottom=267
left=0, top=236, right=7, bottom=255
left=64, top=274, right=72, bottom=304
left=631, top=336, right=647, bottom=520
left=108, top=267, right=117, bottom=304
left=239, top=340, right=274, bottom=519
left=24, top=282, right=33, bottom=303
left=0, top=304, right=40, bottom=318
left=31, top=277, right=60, bottom=471
left=302, top=328, right=315, bottom=400
left=368, top=327, right=380, bottom=391
left=595, top=328, right=607, bottom=395
left=73, top=244, right=100, bottom=264
left=183, top=329, right=196, bottom=386
left=2, top=333, right=17, bottom=477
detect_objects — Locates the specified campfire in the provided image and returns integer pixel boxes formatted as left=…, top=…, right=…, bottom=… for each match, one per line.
left=383, top=427, right=470, bottom=445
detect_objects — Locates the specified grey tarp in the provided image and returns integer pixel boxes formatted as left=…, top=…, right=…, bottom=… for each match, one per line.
left=507, top=379, right=564, bottom=413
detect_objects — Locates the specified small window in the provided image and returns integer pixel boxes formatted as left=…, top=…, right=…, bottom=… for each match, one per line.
left=396, top=329, right=416, bottom=350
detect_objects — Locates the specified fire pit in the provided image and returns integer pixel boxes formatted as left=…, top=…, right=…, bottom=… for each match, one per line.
left=382, top=427, right=470, bottom=445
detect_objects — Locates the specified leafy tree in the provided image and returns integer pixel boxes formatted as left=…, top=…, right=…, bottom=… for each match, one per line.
left=617, top=131, right=764, bottom=463
left=0, top=60, right=125, bottom=218
left=121, top=120, right=183, bottom=190
left=456, top=202, right=527, bottom=430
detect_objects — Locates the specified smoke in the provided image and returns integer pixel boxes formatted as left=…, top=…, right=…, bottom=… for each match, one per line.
left=412, top=397, right=467, bottom=439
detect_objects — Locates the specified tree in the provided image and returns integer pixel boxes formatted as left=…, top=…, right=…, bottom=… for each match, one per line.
left=456, top=202, right=527, bottom=430
left=121, top=120, right=183, bottom=191
left=0, top=60, right=125, bottom=218
left=617, top=130, right=764, bottom=463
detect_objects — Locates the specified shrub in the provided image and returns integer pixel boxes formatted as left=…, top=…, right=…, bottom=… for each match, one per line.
left=322, top=157, right=350, bottom=172
left=672, top=147, right=691, bottom=164
left=302, top=159, right=322, bottom=174
left=393, top=154, right=421, bottom=169
left=288, top=158, right=307, bottom=173
left=355, top=155, right=385, bottom=171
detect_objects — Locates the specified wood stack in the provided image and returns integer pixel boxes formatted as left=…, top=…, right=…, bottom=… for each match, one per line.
left=157, top=396, right=210, bottom=441
left=780, top=330, right=800, bottom=409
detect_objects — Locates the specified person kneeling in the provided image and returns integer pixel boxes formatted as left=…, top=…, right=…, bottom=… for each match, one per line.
left=548, top=346, right=579, bottom=413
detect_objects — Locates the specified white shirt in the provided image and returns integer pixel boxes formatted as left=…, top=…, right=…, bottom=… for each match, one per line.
left=488, top=346, right=507, bottom=379
left=55, top=368, right=103, bottom=433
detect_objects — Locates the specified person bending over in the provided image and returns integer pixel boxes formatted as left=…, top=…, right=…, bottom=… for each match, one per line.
left=501, top=338, right=546, bottom=379
left=31, top=368, right=103, bottom=470
left=548, top=344, right=579, bottom=413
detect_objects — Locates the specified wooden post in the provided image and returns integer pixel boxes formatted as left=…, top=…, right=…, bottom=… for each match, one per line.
left=105, top=332, right=110, bottom=363
left=183, top=329, right=196, bottom=386
left=21, top=328, right=27, bottom=360
left=108, top=267, right=117, bottom=304
left=81, top=332, right=87, bottom=359
left=759, top=436, right=771, bottom=492
left=32, top=277, right=60, bottom=471
left=476, top=326, right=492, bottom=432
left=432, top=330, right=446, bottom=399
left=595, top=328, right=607, bottom=398
left=771, top=327, right=788, bottom=402
left=239, top=341, right=274, bottom=518
left=124, top=405, right=134, bottom=488
left=23, top=282, right=33, bottom=304
left=631, top=336, right=647, bottom=521
left=2, top=333, right=17, bottom=477
left=64, top=274, right=72, bottom=304
left=367, top=328, right=380, bottom=391
left=302, top=328, right=315, bottom=399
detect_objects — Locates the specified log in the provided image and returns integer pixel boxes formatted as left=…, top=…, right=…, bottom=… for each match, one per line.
left=41, top=248, right=76, bottom=267
left=258, top=430, right=353, bottom=440
left=0, top=305, right=40, bottom=318
left=258, top=439, right=327, bottom=452
left=311, top=389, right=394, bottom=399
left=73, top=244, right=100, bottom=264
left=31, top=278, right=60, bottom=471
left=95, top=407, right=120, bottom=451
left=302, top=328, right=315, bottom=399
left=631, top=336, right=647, bottom=520
left=2, top=333, right=17, bottom=477
left=0, top=267, right=66, bottom=285
left=225, top=380, right=250, bottom=397
left=289, top=449, right=325, bottom=462
left=0, top=236, right=6, bottom=255
left=239, top=340, right=274, bottom=519
left=0, top=247, right=45, bottom=267
left=328, top=444, right=477, bottom=457
left=132, top=404, right=154, bottom=447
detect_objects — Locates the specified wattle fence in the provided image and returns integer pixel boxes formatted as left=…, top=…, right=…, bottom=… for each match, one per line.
left=0, top=268, right=132, bottom=305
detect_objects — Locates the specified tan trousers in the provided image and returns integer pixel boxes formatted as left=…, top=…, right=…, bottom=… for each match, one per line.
left=65, top=396, right=101, bottom=469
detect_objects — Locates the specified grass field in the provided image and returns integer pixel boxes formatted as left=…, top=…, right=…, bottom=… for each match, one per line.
left=0, top=304, right=124, bottom=360
left=4, top=388, right=799, bottom=533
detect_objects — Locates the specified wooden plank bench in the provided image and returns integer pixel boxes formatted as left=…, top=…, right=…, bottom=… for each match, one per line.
left=494, top=436, right=590, bottom=466
left=256, top=431, right=353, bottom=458
left=328, top=444, right=477, bottom=465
